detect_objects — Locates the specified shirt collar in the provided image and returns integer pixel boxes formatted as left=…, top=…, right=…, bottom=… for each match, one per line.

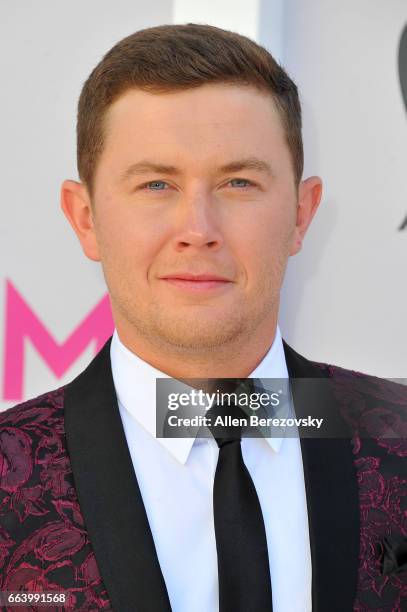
left=110, top=326, right=289, bottom=464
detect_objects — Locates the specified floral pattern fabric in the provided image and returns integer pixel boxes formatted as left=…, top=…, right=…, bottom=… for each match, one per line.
left=315, top=362, right=407, bottom=611
left=0, top=389, right=112, bottom=611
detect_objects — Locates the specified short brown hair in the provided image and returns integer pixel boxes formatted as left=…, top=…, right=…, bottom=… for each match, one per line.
left=77, top=23, right=303, bottom=195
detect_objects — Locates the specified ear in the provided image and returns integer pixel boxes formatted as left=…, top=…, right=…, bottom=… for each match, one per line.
left=60, top=180, right=101, bottom=261
left=289, top=176, right=323, bottom=256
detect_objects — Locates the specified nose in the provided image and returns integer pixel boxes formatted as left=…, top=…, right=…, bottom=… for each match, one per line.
left=172, top=190, right=223, bottom=252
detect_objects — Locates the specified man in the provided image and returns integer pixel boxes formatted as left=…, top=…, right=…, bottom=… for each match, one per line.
left=0, top=23, right=405, bottom=612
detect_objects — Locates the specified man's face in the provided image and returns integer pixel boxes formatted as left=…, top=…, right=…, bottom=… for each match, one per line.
left=75, top=84, right=312, bottom=351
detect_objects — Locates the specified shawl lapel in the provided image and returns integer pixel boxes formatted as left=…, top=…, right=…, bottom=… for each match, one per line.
left=64, top=338, right=172, bottom=612
left=283, top=340, right=360, bottom=611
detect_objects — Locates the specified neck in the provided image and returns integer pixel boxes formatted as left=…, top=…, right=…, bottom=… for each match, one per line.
left=114, top=315, right=279, bottom=379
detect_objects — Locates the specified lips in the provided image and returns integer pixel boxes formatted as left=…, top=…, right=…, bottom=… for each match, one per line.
left=160, top=273, right=231, bottom=281
left=159, top=273, right=232, bottom=292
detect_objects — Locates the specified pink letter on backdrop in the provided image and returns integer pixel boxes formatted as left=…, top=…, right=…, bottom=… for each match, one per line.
left=2, top=280, right=114, bottom=401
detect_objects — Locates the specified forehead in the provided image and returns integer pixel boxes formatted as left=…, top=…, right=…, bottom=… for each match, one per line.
left=98, top=83, right=290, bottom=178
left=107, top=83, right=284, bottom=139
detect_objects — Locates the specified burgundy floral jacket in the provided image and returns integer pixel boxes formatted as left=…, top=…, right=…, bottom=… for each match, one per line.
left=0, top=338, right=406, bottom=611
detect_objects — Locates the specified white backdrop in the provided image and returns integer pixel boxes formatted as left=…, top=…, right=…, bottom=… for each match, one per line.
left=279, top=0, right=407, bottom=376
left=0, top=0, right=173, bottom=409
left=1, top=0, right=406, bottom=410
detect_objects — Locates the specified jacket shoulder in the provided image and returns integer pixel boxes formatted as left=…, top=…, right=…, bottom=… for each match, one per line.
left=285, top=339, right=407, bottom=409
left=309, top=357, right=407, bottom=459
left=0, top=386, right=66, bottom=426
left=309, top=357, right=407, bottom=406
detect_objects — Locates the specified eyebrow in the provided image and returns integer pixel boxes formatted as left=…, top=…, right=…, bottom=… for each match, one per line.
left=120, top=157, right=275, bottom=182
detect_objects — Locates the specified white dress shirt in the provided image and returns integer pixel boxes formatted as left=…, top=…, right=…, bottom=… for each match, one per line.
left=110, top=326, right=312, bottom=612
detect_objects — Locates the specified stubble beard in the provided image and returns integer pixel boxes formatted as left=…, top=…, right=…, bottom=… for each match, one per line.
left=112, top=277, right=280, bottom=358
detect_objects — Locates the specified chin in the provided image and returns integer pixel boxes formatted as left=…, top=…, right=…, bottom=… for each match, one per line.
left=152, top=316, right=247, bottom=350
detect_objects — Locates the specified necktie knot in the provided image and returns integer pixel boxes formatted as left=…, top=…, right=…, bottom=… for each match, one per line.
left=205, top=377, right=256, bottom=446
left=206, top=402, right=245, bottom=446
left=215, top=437, right=241, bottom=449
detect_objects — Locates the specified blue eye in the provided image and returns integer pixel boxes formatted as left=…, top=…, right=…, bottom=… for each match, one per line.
left=229, top=178, right=253, bottom=188
left=145, top=181, right=168, bottom=190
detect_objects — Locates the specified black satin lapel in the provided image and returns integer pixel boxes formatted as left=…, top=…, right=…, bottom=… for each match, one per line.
left=282, top=340, right=360, bottom=612
left=64, top=338, right=172, bottom=612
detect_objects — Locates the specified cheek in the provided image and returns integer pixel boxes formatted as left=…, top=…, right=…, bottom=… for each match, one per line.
left=236, top=211, right=293, bottom=287
left=241, top=208, right=293, bottom=256
left=98, top=213, right=169, bottom=293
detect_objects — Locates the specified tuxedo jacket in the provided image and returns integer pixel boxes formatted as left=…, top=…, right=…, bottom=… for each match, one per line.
left=0, top=337, right=406, bottom=611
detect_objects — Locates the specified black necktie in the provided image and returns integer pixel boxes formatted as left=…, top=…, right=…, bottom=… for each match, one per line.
left=208, top=391, right=274, bottom=612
